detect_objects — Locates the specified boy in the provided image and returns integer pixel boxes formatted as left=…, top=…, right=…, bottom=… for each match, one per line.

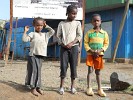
left=84, top=14, right=109, bottom=97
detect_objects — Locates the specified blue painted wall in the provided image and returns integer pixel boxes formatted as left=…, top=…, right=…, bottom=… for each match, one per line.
left=126, top=7, right=133, bottom=58
left=2, top=7, right=133, bottom=59
left=82, top=7, right=133, bottom=59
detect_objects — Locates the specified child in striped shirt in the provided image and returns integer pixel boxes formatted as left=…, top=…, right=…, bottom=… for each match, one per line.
left=84, top=14, right=109, bottom=97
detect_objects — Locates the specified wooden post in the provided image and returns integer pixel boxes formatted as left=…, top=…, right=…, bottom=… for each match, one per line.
left=78, top=0, right=85, bottom=66
left=11, top=17, right=18, bottom=65
left=112, top=0, right=130, bottom=62
left=5, top=0, right=13, bottom=66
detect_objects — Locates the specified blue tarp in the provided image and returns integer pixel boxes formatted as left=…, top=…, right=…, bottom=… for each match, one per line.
left=4, top=18, right=62, bottom=29
left=4, top=18, right=33, bottom=29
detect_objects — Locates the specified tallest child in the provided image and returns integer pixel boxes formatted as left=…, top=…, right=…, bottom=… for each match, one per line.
left=57, top=5, right=82, bottom=95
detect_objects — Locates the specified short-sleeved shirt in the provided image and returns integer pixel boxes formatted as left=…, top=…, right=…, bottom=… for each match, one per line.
left=22, top=25, right=55, bottom=56
left=57, top=20, right=82, bottom=46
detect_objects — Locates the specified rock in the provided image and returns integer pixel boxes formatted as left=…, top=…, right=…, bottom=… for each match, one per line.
left=110, top=72, right=131, bottom=91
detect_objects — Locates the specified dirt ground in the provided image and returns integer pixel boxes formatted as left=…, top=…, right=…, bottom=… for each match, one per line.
left=0, top=60, right=133, bottom=100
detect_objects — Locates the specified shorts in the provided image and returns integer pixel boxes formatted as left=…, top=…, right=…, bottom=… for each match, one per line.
left=86, top=55, right=103, bottom=69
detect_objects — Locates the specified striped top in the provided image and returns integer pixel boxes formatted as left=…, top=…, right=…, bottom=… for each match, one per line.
left=84, top=28, right=109, bottom=55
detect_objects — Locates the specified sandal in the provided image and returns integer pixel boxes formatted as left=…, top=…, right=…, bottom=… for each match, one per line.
left=98, top=89, right=106, bottom=97
left=71, top=88, right=77, bottom=94
left=86, top=87, right=94, bottom=96
left=59, top=87, right=64, bottom=95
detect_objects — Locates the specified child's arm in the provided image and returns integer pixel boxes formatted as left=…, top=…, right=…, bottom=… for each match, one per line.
left=56, top=22, right=62, bottom=45
left=101, top=32, right=109, bottom=52
left=84, top=32, right=92, bottom=52
left=22, top=26, right=32, bottom=42
left=45, top=24, right=55, bottom=39
left=75, top=21, right=83, bottom=43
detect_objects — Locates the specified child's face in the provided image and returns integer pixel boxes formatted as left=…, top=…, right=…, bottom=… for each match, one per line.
left=34, top=20, right=44, bottom=32
left=91, top=16, right=101, bottom=28
left=68, top=9, right=78, bottom=21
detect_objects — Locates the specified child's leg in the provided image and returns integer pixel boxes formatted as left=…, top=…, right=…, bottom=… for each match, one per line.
left=86, top=66, right=94, bottom=96
left=60, top=77, right=65, bottom=88
left=31, top=88, right=39, bottom=96
left=95, top=69, right=106, bottom=97
left=59, top=47, right=69, bottom=94
left=87, top=66, right=94, bottom=88
left=69, top=46, right=78, bottom=94
left=69, top=46, right=78, bottom=89
left=71, top=78, right=77, bottom=94
left=60, top=47, right=69, bottom=88
left=95, top=69, right=101, bottom=90
left=59, top=77, right=65, bottom=95
left=71, top=78, right=75, bottom=89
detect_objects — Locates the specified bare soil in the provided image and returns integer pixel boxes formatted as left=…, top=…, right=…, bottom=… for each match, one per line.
left=0, top=60, right=133, bottom=100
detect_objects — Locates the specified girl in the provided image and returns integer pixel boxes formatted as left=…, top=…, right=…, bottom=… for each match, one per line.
left=84, top=14, right=109, bottom=97
left=57, top=5, right=82, bottom=95
left=22, top=17, right=55, bottom=96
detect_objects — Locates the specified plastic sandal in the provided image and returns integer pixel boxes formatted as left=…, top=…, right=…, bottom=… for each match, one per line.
left=86, top=87, right=94, bottom=96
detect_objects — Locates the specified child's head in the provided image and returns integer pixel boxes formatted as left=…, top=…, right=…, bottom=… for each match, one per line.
left=33, top=17, right=45, bottom=32
left=66, top=5, right=78, bottom=21
left=91, top=14, right=101, bottom=28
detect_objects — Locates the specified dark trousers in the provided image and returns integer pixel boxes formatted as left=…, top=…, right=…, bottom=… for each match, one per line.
left=60, top=45, right=78, bottom=78
left=25, top=55, right=43, bottom=88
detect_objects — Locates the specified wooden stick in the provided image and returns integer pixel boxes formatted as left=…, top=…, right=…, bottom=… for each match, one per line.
left=5, top=0, right=13, bottom=66
left=77, top=0, right=85, bottom=66
left=112, top=0, right=130, bottom=62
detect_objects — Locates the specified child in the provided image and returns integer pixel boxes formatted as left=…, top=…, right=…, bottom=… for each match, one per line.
left=57, top=5, right=82, bottom=95
left=22, top=17, right=55, bottom=96
left=84, top=14, right=109, bottom=97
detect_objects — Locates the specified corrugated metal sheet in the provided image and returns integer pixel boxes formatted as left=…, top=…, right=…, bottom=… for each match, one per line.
left=86, top=0, right=133, bottom=12
left=86, top=0, right=124, bottom=9
left=83, top=7, right=133, bottom=59
left=125, top=7, right=133, bottom=58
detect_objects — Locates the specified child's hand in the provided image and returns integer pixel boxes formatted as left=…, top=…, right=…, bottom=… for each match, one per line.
left=88, top=49, right=94, bottom=53
left=97, top=48, right=104, bottom=54
left=60, top=43, right=68, bottom=49
left=24, top=26, right=29, bottom=32
left=44, top=21, right=46, bottom=27
left=93, top=50, right=99, bottom=58
left=66, top=42, right=74, bottom=49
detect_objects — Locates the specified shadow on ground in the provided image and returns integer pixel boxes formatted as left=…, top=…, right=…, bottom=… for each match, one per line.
left=0, top=80, right=30, bottom=93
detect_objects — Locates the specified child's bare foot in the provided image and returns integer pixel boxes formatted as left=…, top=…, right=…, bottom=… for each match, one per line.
left=31, top=88, right=39, bottom=96
left=36, top=88, right=44, bottom=95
